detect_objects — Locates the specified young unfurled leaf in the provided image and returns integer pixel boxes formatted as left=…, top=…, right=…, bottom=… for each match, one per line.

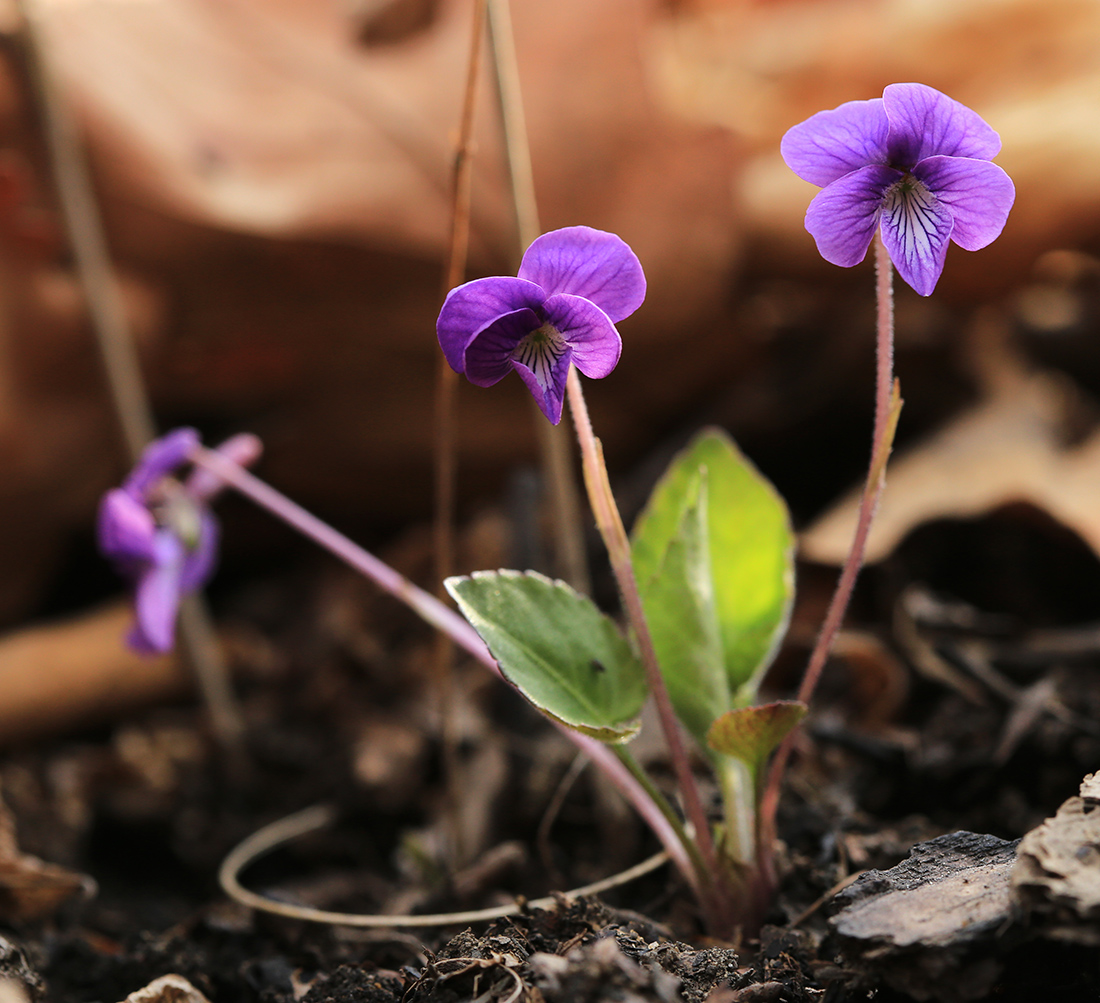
left=445, top=570, right=647, bottom=743
left=636, top=473, right=728, bottom=746
left=632, top=428, right=794, bottom=706
left=706, top=701, right=807, bottom=777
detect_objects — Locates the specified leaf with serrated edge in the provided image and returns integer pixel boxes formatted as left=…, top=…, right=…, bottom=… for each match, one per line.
left=637, top=472, right=728, bottom=746
left=445, top=570, right=647, bottom=743
left=632, top=428, right=794, bottom=704
left=706, top=701, right=807, bottom=775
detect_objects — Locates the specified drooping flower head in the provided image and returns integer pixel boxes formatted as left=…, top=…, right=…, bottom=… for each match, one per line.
left=437, top=226, right=646, bottom=424
left=98, top=428, right=261, bottom=653
left=781, top=82, right=1015, bottom=296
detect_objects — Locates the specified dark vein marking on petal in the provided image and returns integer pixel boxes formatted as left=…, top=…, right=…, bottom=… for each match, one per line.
left=512, top=324, right=569, bottom=391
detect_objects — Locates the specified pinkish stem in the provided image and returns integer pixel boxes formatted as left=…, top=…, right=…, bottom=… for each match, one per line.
left=187, top=442, right=696, bottom=887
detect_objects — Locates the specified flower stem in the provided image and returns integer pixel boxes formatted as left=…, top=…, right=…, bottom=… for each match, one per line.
left=186, top=443, right=696, bottom=884
left=757, top=232, right=902, bottom=883
left=564, top=369, right=723, bottom=898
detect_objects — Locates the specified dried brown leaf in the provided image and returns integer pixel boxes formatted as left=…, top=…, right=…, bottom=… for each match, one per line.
left=802, top=369, right=1100, bottom=566
left=0, top=789, right=94, bottom=921
left=1013, top=772, right=1100, bottom=940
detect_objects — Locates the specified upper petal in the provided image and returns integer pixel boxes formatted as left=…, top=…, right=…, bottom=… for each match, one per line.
left=98, top=488, right=157, bottom=565
left=879, top=177, right=955, bottom=296
left=125, top=428, right=199, bottom=498
left=542, top=294, right=622, bottom=379
left=804, top=165, right=902, bottom=267
left=129, top=530, right=185, bottom=653
left=883, top=83, right=1001, bottom=167
left=781, top=98, right=890, bottom=187
left=912, top=156, right=1015, bottom=251
left=517, top=227, right=645, bottom=323
left=463, top=307, right=541, bottom=387
left=437, top=276, right=545, bottom=372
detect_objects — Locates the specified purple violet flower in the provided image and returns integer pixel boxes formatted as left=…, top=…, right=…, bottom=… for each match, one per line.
left=437, top=226, right=646, bottom=424
left=781, top=82, right=1015, bottom=296
left=98, top=428, right=261, bottom=654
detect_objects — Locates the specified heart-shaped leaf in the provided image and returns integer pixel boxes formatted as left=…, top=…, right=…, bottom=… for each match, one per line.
left=636, top=472, right=728, bottom=746
left=632, top=428, right=794, bottom=705
left=445, top=570, right=648, bottom=743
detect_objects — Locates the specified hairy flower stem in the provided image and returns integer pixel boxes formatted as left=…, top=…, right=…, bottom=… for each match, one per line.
left=564, top=368, right=733, bottom=929
left=757, top=232, right=902, bottom=891
left=186, top=443, right=695, bottom=884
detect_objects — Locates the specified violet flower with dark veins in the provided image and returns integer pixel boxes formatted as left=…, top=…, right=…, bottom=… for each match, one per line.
left=781, top=82, right=1015, bottom=296
left=437, top=226, right=646, bottom=424
left=98, top=428, right=260, bottom=653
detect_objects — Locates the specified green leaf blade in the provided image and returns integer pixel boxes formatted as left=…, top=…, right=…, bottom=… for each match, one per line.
left=632, top=428, right=795, bottom=706
left=635, top=472, right=729, bottom=746
left=445, top=570, right=648, bottom=743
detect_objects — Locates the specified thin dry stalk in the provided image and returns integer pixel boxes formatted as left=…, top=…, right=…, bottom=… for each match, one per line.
left=433, top=0, right=489, bottom=867
left=487, top=0, right=590, bottom=594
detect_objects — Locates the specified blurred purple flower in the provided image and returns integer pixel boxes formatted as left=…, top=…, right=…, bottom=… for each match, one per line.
left=437, top=226, right=646, bottom=424
left=98, top=429, right=261, bottom=653
left=781, top=82, right=1015, bottom=296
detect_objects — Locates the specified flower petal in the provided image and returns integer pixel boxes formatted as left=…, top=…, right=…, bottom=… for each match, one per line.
left=179, top=509, right=220, bottom=594
left=518, top=227, right=645, bottom=323
left=883, top=83, right=1001, bottom=167
left=879, top=177, right=955, bottom=297
left=125, top=428, right=199, bottom=497
left=512, top=345, right=574, bottom=425
left=804, top=165, right=902, bottom=267
left=98, top=488, right=158, bottom=565
left=542, top=294, right=622, bottom=379
left=780, top=98, right=890, bottom=187
left=437, top=276, right=545, bottom=372
left=129, top=530, right=185, bottom=653
left=912, top=156, right=1015, bottom=251
left=463, top=307, right=541, bottom=387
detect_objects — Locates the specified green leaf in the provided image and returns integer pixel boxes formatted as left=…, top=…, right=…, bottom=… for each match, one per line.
left=636, top=472, right=729, bottom=746
left=445, top=570, right=648, bottom=743
left=706, top=701, right=807, bottom=777
left=632, top=427, right=794, bottom=705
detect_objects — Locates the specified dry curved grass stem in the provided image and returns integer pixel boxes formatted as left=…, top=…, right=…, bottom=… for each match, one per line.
left=218, top=804, right=669, bottom=929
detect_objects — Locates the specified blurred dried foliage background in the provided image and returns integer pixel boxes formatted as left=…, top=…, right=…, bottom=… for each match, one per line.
left=0, top=0, right=1097, bottom=736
